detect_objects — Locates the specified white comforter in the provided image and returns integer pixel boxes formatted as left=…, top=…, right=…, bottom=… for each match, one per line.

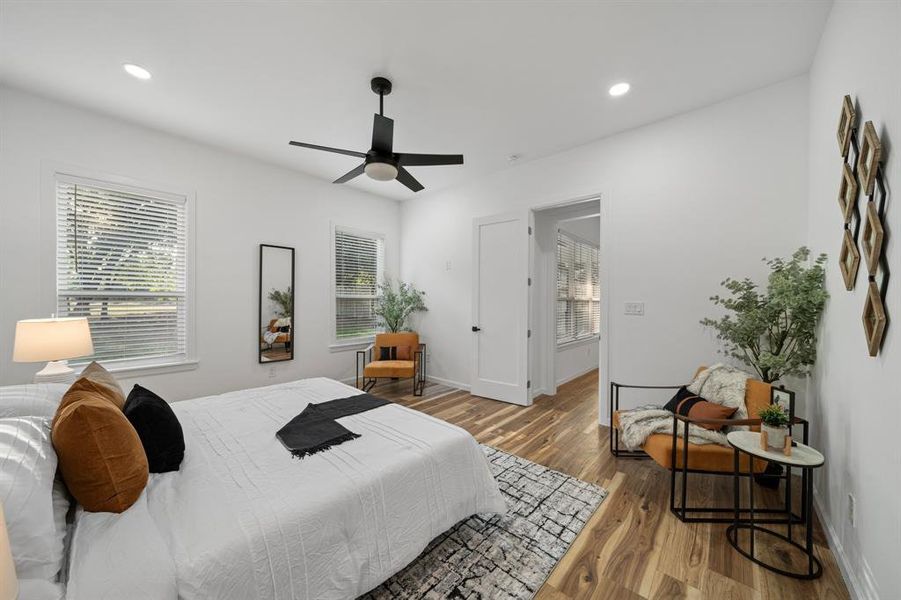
left=68, top=378, right=505, bottom=600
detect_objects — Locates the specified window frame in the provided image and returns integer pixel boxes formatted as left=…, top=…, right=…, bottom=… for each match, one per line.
left=43, top=164, right=197, bottom=376
left=329, top=223, right=386, bottom=351
left=555, top=228, right=600, bottom=348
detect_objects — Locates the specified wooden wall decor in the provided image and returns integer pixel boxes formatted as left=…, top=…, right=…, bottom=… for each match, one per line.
left=862, top=200, right=884, bottom=275
left=837, top=95, right=856, bottom=158
left=862, top=281, right=887, bottom=357
left=857, top=121, right=882, bottom=196
left=839, top=229, right=861, bottom=291
left=838, top=162, right=858, bottom=223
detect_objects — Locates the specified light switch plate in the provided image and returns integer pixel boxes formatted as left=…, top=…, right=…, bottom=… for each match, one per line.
left=625, top=302, right=645, bottom=316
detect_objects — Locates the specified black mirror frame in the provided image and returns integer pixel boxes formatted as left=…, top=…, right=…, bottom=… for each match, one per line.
left=259, top=244, right=295, bottom=364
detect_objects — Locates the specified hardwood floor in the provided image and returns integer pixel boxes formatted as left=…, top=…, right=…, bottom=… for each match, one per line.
left=374, top=370, right=850, bottom=600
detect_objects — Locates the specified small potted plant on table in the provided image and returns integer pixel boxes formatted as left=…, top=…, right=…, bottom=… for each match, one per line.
left=758, top=404, right=790, bottom=450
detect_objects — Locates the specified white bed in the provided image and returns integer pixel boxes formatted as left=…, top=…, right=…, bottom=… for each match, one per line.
left=65, top=377, right=506, bottom=600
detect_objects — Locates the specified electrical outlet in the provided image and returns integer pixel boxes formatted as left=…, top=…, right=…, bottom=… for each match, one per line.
left=445, top=260, right=452, bottom=271
left=268, top=365, right=277, bottom=379
left=848, top=493, right=856, bottom=527
left=624, top=302, right=645, bottom=316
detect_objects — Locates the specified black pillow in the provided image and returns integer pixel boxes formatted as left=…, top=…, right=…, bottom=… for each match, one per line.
left=123, top=384, right=185, bottom=473
left=663, top=386, right=698, bottom=413
left=378, top=346, right=397, bottom=360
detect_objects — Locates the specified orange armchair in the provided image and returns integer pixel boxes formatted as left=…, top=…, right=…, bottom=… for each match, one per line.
left=610, top=367, right=808, bottom=524
left=356, top=332, right=426, bottom=396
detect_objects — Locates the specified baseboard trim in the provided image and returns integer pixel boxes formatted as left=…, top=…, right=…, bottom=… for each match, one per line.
left=556, top=365, right=597, bottom=387
left=812, top=486, right=879, bottom=600
left=427, top=375, right=470, bottom=391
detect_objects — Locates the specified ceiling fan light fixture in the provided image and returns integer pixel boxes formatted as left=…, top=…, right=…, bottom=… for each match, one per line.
left=364, top=161, right=398, bottom=181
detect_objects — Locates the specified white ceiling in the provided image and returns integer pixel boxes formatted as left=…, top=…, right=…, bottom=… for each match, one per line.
left=0, top=1, right=831, bottom=201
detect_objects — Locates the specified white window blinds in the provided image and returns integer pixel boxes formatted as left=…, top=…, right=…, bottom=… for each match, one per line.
left=556, top=230, right=600, bottom=345
left=56, top=176, right=189, bottom=365
left=334, top=228, right=384, bottom=341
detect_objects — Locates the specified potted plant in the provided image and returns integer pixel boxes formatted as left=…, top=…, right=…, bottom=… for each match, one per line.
left=374, top=279, right=427, bottom=332
left=758, top=404, right=790, bottom=449
left=701, top=247, right=828, bottom=384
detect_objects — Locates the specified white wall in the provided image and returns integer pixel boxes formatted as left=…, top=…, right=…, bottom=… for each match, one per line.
left=401, top=77, right=810, bottom=420
left=0, top=86, right=400, bottom=401
left=806, top=2, right=901, bottom=598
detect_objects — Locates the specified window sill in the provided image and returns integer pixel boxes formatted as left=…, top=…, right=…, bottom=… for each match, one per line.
left=329, top=338, right=375, bottom=353
left=76, top=358, right=200, bottom=378
left=557, top=336, right=600, bottom=351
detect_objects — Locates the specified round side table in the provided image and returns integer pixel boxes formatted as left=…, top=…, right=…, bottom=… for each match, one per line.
left=726, top=430, right=825, bottom=579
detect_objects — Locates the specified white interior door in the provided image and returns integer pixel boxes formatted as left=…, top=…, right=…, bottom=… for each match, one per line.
left=471, top=211, right=531, bottom=405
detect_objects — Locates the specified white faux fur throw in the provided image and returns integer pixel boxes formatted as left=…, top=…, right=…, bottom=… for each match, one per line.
left=617, top=405, right=728, bottom=451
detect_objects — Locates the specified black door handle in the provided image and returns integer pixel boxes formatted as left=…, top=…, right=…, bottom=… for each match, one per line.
left=472, top=326, right=481, bottom=332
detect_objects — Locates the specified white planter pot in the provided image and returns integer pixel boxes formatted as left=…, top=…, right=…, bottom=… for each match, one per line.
left=762, top=424, right=788, bottom=449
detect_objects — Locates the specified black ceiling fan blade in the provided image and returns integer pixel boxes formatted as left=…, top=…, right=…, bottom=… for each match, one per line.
left=333, top=163, right=366, bottom=184
left=396, top=167, right=424, bottom=193
left=289, top=141, right=366, bottom=158
left=396, top=153, right=464, bottom=166
left=371, top=114, right=394, bottom=154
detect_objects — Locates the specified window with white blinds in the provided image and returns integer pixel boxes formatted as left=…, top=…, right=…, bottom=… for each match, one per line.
left=56, top=175, right=190, bottom=366
left=556, top=230, right=600, bottom=345
left=333, top=227, right=384, bottom=342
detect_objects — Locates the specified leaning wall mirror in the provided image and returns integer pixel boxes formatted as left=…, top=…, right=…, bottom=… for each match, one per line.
left=259, top=244, right=295, bottom=363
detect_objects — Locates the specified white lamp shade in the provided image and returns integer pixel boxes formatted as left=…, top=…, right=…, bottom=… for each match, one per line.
left=13, top=317, right=94, bottom=363
left=0, top=503, right=17, bottom=600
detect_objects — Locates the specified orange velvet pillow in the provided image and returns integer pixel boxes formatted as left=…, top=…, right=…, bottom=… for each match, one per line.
left=675, top=396, right=738, bottom=431
left=52, top=379, right=148, bottom=513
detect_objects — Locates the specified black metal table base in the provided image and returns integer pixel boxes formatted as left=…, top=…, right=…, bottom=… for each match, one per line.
left=729, top=446, right=822, bottom=580
left=726, top=524, right=823, bottom=580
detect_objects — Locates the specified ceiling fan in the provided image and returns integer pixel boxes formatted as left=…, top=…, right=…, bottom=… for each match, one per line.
left=289, top=77, right=463, bottom=193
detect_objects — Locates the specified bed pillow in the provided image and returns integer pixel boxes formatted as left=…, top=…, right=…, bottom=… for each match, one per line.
left=78, top=362, right=125, bottom=409
left=123, top=385, right=185, bottom=473
left=687, top=363, right=751, bottom=431
left=52, top=384, right=148, bottom=513
left=0, top=416, right=66, bottom=580
left=0, top=384, right=69, bottom=419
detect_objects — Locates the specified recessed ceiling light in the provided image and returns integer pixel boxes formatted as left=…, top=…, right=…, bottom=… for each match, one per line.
left=123, top=63, right=152, bottom=80
left=608, top=82, right=630, bottom=97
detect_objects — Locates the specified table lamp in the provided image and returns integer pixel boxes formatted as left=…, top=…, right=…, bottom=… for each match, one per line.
left=0, top=502, right=17, bottom=600
left=13, top=316, right=94, bottom=383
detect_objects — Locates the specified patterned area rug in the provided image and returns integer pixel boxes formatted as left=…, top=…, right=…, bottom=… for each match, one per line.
left=362, top=445, right=608, bottom=599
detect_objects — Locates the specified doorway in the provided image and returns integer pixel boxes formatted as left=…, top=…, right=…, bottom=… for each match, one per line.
left=530, top=198, right=601, bottom=399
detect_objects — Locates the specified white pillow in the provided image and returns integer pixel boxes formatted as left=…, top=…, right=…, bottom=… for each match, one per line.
left=0, top=417, right=66, bottom=580
left=67, top=492, right=177, bottom=600
left=687, top=363, right=751, bottom=431
left=0, top=384, right=69, bottom=419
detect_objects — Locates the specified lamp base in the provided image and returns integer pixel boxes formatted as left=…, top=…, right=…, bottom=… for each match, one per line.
left=33, top=360, right=76, bottom=384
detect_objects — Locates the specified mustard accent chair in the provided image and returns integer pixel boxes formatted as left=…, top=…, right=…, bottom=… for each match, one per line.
left=610, top=366, right=808, bottom=524
left=356, top=332, right=426, bottom=396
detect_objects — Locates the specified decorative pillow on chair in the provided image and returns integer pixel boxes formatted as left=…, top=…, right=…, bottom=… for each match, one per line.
left=123, top=385, right=185, bottom=473
left=395, top=345, right=412, bottom=360
left=378, top=346, right=397, bottom=360
left=687, top=363, right=751, bottom=431
left=52, top=380, right=148, bottom=513
left=664, top=387, right=737, bottom=431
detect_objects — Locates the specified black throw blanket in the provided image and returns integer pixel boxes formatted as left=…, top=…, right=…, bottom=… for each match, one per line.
left=276, top=393, right=391, bottom=459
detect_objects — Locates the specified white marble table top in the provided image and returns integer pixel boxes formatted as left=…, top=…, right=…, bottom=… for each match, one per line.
left=726, top=430, right=824, bottom=468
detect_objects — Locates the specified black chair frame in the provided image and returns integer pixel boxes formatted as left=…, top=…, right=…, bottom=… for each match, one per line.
left=609, top=381, right=809, bottom=524
left=356, top=342, right=427, bottom=396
